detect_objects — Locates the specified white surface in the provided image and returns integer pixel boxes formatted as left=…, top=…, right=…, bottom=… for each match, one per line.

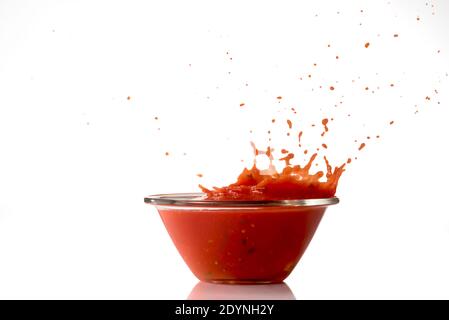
left=0, top=0, right=448, bottom=299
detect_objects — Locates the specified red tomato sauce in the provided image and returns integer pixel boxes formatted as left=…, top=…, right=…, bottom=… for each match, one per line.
left=159, top=205, right=326, bottom=283
left=200, top=153, right=345, bottom=200
left=158, top=152, right=344, bottom=282
left=159, top=113, right=347, bottom=282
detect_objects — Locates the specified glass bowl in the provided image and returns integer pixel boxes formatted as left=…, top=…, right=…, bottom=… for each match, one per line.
left=145, top=193, right=339, bottom=284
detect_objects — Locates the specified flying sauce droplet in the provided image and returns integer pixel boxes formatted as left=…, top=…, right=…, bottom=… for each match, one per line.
left=321, top=118, right=329, bottom=136
left=279, top=153, right=295, bottom=166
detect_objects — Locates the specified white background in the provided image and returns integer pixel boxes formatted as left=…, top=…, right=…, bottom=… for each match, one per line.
left=1, top=0, right=448, bottom=299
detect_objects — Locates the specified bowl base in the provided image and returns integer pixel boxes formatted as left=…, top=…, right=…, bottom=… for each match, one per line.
left=204, top=279, right=284, bottom=285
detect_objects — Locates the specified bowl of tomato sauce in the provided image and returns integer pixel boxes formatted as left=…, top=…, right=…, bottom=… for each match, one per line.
left=145, top=193, right=338, bottom=284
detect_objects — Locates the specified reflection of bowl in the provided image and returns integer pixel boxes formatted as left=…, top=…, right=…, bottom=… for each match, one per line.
left=188, top=281, right=296, bottom=300
left=145, top=193, right=338, bottom=284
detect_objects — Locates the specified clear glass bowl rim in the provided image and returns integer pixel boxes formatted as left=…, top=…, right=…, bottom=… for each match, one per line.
left=144, top=193, right=339, bottom=208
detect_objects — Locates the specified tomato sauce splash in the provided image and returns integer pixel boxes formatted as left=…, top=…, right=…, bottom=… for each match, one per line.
left=200, top=152, right=345, bottom=200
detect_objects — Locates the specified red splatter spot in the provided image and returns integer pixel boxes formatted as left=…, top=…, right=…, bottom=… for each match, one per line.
left=281, top=149, right=289, bottom=154
left=271, top=119, right=276, bottom=123
left=330, top=86, right=335, bottom=91
left=364, top=42, right=370, bottom=48
left=127, top=96, right=131, bottom=100
left=279, top=153, right=295, bottom=166
left=322, top=143, right=328, bottom=149
left=347, top=158, right=352, bottom=164
left=425, top=96, right=431, bottom=100
left=165, top=152, right=170, bottom=156
left=394, top=34, right=399, bottom=37
left=287, top=119, right=292, bottom=129
left=265, top=147, right=272, bottom=157
left=389, top=121, right=394, bottom=125
left=197, top=173, right=203, bottom=178
left=276, top=96, right=282, bottom=100
left=321, top=118, right=329, bottom=136
left=240, top=103, right=245, bottom=107
left=358, top=143, right=366, bottom=151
